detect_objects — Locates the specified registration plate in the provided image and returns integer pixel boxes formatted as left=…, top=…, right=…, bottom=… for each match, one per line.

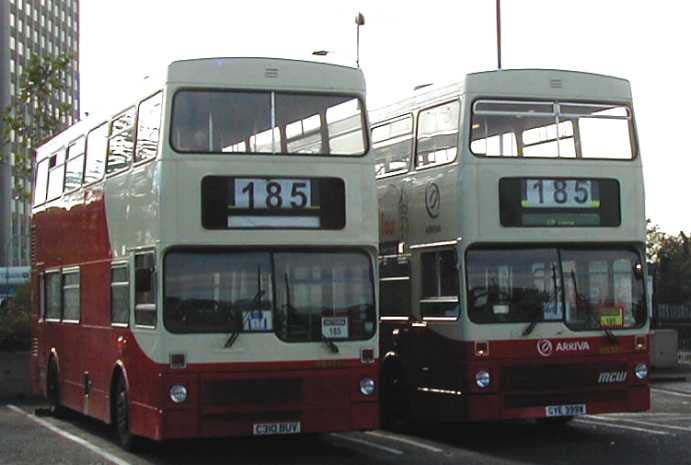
left=545, top=404, right=587, bottom=417
left=252, top=421, right=301, bottom=436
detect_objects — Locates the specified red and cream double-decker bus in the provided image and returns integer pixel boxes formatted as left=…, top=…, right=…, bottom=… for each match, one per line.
left=372, top=69, right=650, bottom=426
left=31, top=57, right=379, bottom=448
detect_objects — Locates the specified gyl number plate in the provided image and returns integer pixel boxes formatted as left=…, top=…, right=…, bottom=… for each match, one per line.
left=545, top=404, right=587, bottom=417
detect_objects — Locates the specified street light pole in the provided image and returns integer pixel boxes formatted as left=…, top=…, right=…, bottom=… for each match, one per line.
left=496, top=0, right=502, bottom=70
left=355, top=12, right=365, bottom=68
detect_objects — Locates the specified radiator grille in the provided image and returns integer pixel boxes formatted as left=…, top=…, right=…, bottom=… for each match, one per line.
left=504, top=363, right=628, bottom=391
left=505, top=390, right=624, bottom=408
left=201, top=378, right=303, bottom=405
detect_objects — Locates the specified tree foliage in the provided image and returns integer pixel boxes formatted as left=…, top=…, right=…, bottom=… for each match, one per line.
left=0, top=52, right=74, bottom=198
left=0, top=283, right=31, bottom=351
left=647, top=219, right=691, bottom=304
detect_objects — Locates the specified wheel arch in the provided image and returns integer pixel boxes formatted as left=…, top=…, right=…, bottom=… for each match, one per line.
left=108, top=360, right=130, bottom=424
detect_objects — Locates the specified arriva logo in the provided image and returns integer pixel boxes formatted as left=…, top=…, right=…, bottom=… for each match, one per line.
left=537, top=339, right=553, bottom=357
left=537, top=339, right=591, bottom=357
left=598, top=371, right=628, bottom=384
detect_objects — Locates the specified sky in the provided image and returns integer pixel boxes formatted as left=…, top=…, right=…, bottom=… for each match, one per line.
left=79, top=0, right=691, bottom=234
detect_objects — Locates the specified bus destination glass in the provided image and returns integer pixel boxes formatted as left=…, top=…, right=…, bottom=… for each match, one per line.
left=202, top=176, right=346, bottom=230
left=499, top=177, right=620, bottom=227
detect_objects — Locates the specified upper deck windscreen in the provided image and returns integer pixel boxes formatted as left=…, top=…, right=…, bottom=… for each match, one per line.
left=470, top=100, right=635, bottom=160
left=171, top=90, right=367, bottom=156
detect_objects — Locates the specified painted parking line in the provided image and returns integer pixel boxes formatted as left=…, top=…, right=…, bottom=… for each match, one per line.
left=6, top=405, right=134, bottom=465
left=575, top=417, right=674, bottom=436
left=652, top=388, right=691, bottom=399
left=365, top=430, right=444, bottom=453
left=330, top=433, right=404, bottom=456
left=587, top=415, right=691, bottom=433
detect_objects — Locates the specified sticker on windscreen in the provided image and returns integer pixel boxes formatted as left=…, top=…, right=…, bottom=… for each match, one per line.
left=243, top=310, right=273, bottom=331
left=322, top=317, right=349, bottom=339
left=543, top=302, right=565, bottom=321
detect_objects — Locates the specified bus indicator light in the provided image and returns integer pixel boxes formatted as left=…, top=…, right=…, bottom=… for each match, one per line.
left=474, top=341, right=490, bottom=357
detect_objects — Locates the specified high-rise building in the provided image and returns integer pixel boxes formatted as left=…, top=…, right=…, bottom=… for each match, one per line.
left=0, top=0, right=80, bottom=267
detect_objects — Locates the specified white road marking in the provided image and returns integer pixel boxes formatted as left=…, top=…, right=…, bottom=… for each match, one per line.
left=588, top=415, right=691, bottom=433
left=330, top=433, right=404, bottom=455
left=652, top=388, right=691, bottom=398
left=603, top=412, right=686, bottom=417
left=365, top=430, right=444, bottom=453
left=575, top=418, right=673, bottom=436
left=7, top=405, right=134, bottom=465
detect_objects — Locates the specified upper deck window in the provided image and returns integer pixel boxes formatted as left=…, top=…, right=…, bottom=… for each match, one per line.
left=416, top=101, right=460, bottom=168
left=470, top=100, right=634, bottom=160
left=171, top=90, right=367, bottom=156
left=373, top=115, right=413, bottom=177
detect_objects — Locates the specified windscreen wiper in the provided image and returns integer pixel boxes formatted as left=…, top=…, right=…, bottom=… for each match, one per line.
left=569, top=270, right=618, bottom=345
left=523, top=264, right=559, bottom=336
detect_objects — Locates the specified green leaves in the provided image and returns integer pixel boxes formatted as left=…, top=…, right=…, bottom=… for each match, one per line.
left=0, top=53, right=75, bottom=200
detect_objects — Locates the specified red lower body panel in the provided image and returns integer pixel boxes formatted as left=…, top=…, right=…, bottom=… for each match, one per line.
left=465, top=384, right=650, bottom=421
left=135, top=366, right=379, bottom=440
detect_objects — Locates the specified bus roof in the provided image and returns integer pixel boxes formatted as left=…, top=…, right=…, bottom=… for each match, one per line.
left=371, top=69, right=632, bottom=124
left=167, top=57, right=366, bottom=93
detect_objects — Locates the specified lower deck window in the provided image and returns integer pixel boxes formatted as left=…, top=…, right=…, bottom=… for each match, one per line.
left=419, top=250, right=460, bottom=319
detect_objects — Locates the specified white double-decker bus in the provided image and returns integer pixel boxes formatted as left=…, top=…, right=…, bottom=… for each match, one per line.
left=31, top=57, right=379, bottom=448
left=372, top=69, right=650, bottom=425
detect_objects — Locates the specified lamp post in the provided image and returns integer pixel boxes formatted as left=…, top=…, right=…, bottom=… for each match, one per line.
left=355, top=12, right=365, bottom=68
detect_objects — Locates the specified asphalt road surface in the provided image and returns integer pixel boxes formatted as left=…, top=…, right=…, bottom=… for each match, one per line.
left=2, top=382, right=691, bottom=465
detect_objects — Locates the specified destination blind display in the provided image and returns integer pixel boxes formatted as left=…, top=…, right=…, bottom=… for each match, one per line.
left=499, top=178, right=620, bottom=227
left=202, top=176, right=345, bottom=230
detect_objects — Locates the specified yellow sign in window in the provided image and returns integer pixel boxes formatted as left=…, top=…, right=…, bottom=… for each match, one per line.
left=599, top=306, right=624, bottom=328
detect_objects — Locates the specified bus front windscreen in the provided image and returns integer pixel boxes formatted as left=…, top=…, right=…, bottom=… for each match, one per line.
left=466, top=247, right=646, bottom=330
left=171, top=90, right=367, bottom=156
left=164, top=250, right=376, bottom=341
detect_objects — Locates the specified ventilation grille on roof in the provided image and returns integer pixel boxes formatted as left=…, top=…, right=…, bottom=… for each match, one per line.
left=550, top=79, right=563, bottom=89
left=265, top=68, right=279, bottom=78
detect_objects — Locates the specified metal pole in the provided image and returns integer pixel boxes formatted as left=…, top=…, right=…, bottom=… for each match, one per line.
left=356, top=24, right=360, bottom=68
left=496, top=0, right=502, bottom=70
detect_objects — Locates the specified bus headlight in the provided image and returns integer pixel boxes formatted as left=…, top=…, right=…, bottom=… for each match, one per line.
left=475, top=370, right=491, bottom=388
left=360, top=377, right=376, bottom=396
left=635, top=363, right=649, bottom=380
left=169, top=384, right=188, bottom=403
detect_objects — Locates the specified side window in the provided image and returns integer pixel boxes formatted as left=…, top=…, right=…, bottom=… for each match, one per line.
left=134, top=253, right=157, bottom=327
left=107, top=107, right=135, bottom=174
left=62, top=269, right=80, bottom=322
left=136, top=92, right=163, bottom=162
left=64, top=137, right=86, bottom=192
left=416, top=100, right=460, bottom=169
left=46, top=149, right=66, bottom=201
left=33, top=158, right=49, bottom=206
left=420, top=249, right=460, bottom=320
left=373, top=115, right=413, bottom=177
left=379, top=256, right=412, bottom=319
left=45, top=271, right=62, bottom=320
left=84, top=123, right=108, bottom=184
left=111, top=264, right=130, bottom=325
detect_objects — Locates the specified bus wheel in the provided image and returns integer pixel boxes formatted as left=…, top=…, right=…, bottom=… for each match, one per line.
left=113, top=377, right=138, bottom=451
left=380, top=368, right=409, bottom=431
left=46, top=360, right=65, bottom=418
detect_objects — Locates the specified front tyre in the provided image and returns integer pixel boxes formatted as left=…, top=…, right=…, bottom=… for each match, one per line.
left=114, top=377, right=139, bottom=451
